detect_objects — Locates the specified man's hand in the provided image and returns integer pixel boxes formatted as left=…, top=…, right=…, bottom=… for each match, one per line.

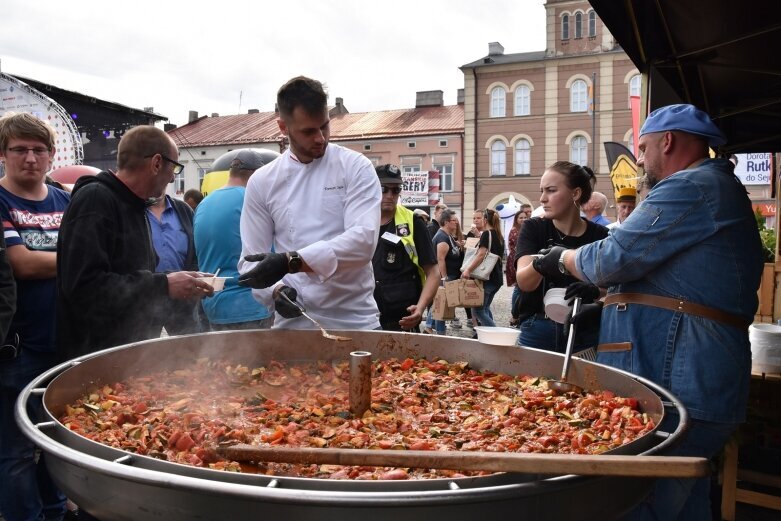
left=566, top=301, right=604, bottom=330
left=274, top=286, right=303, bottom=319
left=565, top=281, right=601, bottom=304
left=238, top=252, right=288, bottom=289
left=531, top=246, right=566, bottom=277
left=167, top=271, right=215, bottom=300
left=400, top=304, right=424, bottom=330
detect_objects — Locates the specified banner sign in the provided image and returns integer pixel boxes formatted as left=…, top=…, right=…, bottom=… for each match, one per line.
left=401, top=172, right=429, bottom=206
left=734, top=153, right=771, bottom=185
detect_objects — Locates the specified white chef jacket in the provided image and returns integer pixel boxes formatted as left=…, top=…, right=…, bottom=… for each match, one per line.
left=239, top=143, right=382, bottom=330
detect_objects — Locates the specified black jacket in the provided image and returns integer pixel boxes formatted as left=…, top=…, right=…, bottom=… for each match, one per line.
left=57, top=172, right=169, bottom=360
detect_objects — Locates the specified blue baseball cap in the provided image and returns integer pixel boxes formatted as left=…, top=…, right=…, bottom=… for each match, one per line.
left=639, top=104, right=726, bottom=146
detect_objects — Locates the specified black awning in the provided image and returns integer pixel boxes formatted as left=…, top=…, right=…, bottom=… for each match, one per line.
left=590, top=0, right=781, bottom=153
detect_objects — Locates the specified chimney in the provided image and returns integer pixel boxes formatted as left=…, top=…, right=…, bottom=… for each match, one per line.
left=211, top=113, right=219, bottom=117
left=248, top=109, right=259, bottom=114
left=488, top=42, right=504, bottom=56
left=188, top=110, right=199, bottom=123
left=457, top=89, right=465, bottom=105
left=163, top=123, right=177, bottom=132
left=274, top=103, right=279, bottom=114
left=329, top=97, right=349, bottom=116
left=143, top=106, right=154, bottom=113
left=415, top=90, right=444, bottom=108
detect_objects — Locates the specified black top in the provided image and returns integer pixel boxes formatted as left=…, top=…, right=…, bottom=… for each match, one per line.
left=476, top=229, right=504, bottom=286
left=57, top=172, right=170, bottom=360
left=432, top=228, right=462, bottom=279
left=515, top=217, right=608, bottom=316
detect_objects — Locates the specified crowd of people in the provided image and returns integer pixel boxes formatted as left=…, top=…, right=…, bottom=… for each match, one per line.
left=0, top=72, right=764, bottom=521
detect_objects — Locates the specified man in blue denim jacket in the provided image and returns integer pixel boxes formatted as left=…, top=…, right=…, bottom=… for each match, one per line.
left=535, top=104, right=764, bottom=520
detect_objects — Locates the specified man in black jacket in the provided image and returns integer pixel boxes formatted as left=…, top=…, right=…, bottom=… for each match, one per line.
left=57, top=126, right=213, bottom=360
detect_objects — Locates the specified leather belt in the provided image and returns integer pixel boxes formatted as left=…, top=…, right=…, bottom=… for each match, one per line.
left=603, top=292, right=751, bottom=330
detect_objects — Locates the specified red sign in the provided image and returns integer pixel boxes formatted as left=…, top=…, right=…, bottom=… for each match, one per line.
left=752, top=203, right=776, bottom=217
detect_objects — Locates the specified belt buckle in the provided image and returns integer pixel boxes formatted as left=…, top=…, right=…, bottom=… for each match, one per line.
left=616, top=302, right=627, bottom=312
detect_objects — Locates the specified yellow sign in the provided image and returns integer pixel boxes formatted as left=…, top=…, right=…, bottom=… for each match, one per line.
left=201, top=171, right=230, bottom=196
left=609, top=154, right=639, bottom=201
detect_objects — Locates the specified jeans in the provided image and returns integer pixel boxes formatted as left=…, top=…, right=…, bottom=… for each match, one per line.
left=471, top=280, right=500, bottom=327
left=518, top=314, right=599, bottom=353
left=620, top=414, right=735, bottom=521
left=510, top=285, right=521, bottom=320
left=0, top=349, right=66, bottom=521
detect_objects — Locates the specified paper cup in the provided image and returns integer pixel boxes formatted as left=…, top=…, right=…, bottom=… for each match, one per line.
left=199, top=276, right=228, bottom=292
left=543, top=287, right=572, bottom=324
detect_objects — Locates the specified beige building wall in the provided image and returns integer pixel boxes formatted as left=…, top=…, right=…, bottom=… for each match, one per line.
left=462, top=0, right=640, bottom=220
left=338, top=134, right=465, bottom=217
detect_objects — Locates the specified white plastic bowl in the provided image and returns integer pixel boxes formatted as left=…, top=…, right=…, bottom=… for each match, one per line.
left=474, top=326, right=519, bottom=346
left=543, top=287, right=572, bottom=324
left=198, top=276, right=228, bottom=292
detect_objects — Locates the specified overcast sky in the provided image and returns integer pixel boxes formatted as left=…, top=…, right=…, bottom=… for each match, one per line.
left=1, top=0, right=546, bottom=127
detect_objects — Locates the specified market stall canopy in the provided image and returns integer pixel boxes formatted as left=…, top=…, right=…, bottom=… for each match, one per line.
left=590, top=0, right=781, bottom=153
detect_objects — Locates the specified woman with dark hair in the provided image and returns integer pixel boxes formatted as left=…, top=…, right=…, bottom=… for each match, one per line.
left=514, top=161, right=608, bottom=353
left=461, top=208, right=504, bottom=329
left=506, top=206, right=531, bottom=326
left=431, top=209, right=462, bottom=335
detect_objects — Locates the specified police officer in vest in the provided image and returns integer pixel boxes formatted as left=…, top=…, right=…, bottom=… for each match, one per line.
left=372, top=164, right=439, bottom=331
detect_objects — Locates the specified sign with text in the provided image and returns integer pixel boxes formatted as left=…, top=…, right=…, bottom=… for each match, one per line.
left=734, top=153, right=772, bottom=185
left=400, top=172, right=428, bottom=206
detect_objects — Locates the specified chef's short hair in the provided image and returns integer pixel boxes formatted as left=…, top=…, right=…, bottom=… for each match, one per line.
left=277, top=76, right=327, bottom=119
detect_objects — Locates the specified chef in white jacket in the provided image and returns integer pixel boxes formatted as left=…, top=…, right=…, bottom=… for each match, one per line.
left=238, top=76, right=382, bottom=330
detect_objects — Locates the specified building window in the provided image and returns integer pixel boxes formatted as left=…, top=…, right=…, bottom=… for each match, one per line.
left=588, top=11, right=597, bottom=37
left=490, top=141, right=506, bottom=176
left=490, top=87, right=506, bottom=118
left=367, top=157, right=380, bottom=166
left=626, top=130, right=634, bottom=153
left=562, top=14, right=569, bottom=40
left=570, top=136, right=588, bottom=166
left=439, top=139, right=448, bottom=147
left=363, top=144, right=372, bottom=151
left=514, top=139, right=531, bottom=176
left=175, top=172, right=185, bottom=194
left=198, top=167, right=208, bottom=191
left=434, top=162, right=454, bottom=192
left=570, top=80, right=587, bottom=112
left=575, top=12, right=583, bottom=39
left=407, top=141, right=416, bottom=149
left=629, top=74, right=641, bottom=107
left=402, top=165, right=421, bottom=174
left=514, top=85, right=530, bottom=116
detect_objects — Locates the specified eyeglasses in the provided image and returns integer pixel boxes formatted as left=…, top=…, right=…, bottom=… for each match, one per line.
left=145, top=153, right=184, bottom=175
left=381, top=186, right=402, bottom=195
left=6, top=146, right=50, bottom=156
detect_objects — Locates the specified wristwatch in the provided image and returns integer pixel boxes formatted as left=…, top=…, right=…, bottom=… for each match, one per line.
left=288, top=251, right=303, bottom=274
left=558, top=249, right=570, bottom=276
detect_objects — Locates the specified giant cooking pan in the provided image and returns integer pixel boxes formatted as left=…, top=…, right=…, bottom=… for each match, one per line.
left=17, top=330, right=689, bottom=521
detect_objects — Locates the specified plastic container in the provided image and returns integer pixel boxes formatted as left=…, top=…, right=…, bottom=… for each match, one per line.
left=474, top=326, right=520, bottom=346
left=749, top=323, right=781, bottom=373
left=543, top=288, right=573, bottom=324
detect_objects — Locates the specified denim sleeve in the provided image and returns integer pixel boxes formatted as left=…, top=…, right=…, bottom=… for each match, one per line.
left=576, top=176, right=717, bottom=286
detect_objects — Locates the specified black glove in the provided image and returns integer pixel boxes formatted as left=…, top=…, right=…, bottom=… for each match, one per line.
left=238, top=252, right=288, bottom=289
left=566, top=301, right=603, bottom=330
left=274, top=286, right=303, bottom=319
left=531, top=246, right=566, bottom=278
left=565, top=281, right=601, bottom=304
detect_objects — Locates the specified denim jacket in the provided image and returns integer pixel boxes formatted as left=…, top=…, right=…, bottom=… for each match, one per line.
left=576, top=159, right=763, bottom=424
